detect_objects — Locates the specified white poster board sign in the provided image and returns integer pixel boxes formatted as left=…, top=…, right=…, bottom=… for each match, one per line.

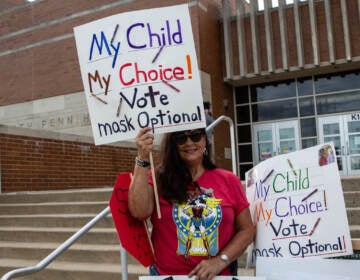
left=140, top=277, right=265, bottom=280
left=74, top=4, right=205, bottom=145
left=246, top=143, right=353, bottom=267
left=256, top=257, right=360, bottom=280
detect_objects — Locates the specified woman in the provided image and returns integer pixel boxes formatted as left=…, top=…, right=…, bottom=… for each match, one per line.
left=128, top=127, right=254, bottom=279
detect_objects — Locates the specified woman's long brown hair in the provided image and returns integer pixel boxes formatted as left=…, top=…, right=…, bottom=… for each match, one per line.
left=156, top=129, right=216, bottom=203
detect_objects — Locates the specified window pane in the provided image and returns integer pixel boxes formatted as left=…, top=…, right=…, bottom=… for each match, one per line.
left=299, top=97, right=315, bottom=116
left=235, top=86, right=249, bottom=104
left=349, top=136, right=360, bottom=154
left=258, top=130, right=272, bottom=141
left=298, top=77, right=313, bottom=96
left=351, top=156, right=360, bottom=170
left=252, top=100, right=297, bottom=121
left=315, top=70, right=360, bottom=94
left=258, top=143, right=274, bottom=160
left=302, top=138, right=317, bottom=148
left=236, top=105, right=250, bottom=123
left=348, top=121, right=360, bottom=133
left=239, top=164, right=253, bottom=180
left=250, top=80, right=296, bottom=102
left=301, top=118, right=316, bottom=137
left=279, top=128, right=295, bottom=139
left=238, top=144, right=253, bottom=162
left=237, top=125, right=251, bottom=143
left=323, top=123, right=339, bottom=135
left=316, top=91, right=360, bottom=115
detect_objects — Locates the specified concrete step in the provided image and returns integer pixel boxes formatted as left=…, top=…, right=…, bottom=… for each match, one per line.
left=0, top=259, right=256, bottom=280
left=0, top=214, right=115, bottom=228
left=350, top=225, right=360, bottom=238
left=0, top=242, right=140, bottom=265
left=346, top=207, right=360, bottom=225
left=0, top=202, right=108, bottom=215
left=0, top=188, right=148, bottom=280
left=0, top=227, right=119, bottom=244
left=0, top=259, right=148, bottom=280
left=0, top=184, right=357, bottom=280
left=0, top=188, right=113, bottom=204
left=352, top=238, right=360, bottom=250
left=341, top=177, right=360, bottom=192
left=343, top=191, right=360, bottom=208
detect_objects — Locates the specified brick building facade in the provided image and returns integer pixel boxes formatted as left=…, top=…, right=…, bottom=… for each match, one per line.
left=0, top=0, right=359, bottom=192
left=0, top=0, right=232, bottom=192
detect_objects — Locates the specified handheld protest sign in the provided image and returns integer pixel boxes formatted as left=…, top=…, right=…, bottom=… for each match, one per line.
left=109, top=172, right=155, bottom=267
left=73, top=4, right=206, bottom=145
left=245, top=143, right=353, bottom=267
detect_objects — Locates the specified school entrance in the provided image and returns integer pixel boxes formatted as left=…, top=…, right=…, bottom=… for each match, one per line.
left=253, top=120, right=299, bottom=164
left=252, top=115, right=360, bottom=176
left=318, top=113, right=360, bottom=176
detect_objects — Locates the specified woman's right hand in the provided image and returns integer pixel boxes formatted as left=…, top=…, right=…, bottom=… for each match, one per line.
left=135, top=127, right=154, bottom=161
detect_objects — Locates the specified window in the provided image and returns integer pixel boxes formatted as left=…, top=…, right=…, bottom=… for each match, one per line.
left=299, top=97, right=315, bottom=116
left=250, top=80, right=296, bottom=102
left=237, top=125, right=252, bottom=143
left=252, top=100, right=297, bottom=121
left=298, top=77, right=313, bottom=96
left=301, top=118, right=316, bottom=137
left=238, top=144, right=253, bottom=162
left=235, top=86, right=249, bottom=104
left=316, top=91, right=360, bottom=115
left=236, top=105, right=250, bottom=123
left=315, top=71, right=360, bottom=94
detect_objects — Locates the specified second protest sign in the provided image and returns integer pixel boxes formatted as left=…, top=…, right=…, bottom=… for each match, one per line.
left=246, top=143, right=353, bottom=266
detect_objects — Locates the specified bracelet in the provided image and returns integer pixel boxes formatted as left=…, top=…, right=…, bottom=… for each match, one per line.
left=135, top=156, right=150, bottom=168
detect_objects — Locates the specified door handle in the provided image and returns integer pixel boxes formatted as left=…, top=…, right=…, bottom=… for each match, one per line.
left=346, top=141, right=350, bottom=155
left=341, top=146, right=345, bottom=155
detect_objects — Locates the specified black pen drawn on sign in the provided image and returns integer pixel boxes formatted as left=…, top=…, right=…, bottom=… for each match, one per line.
left=91, top=93, right=108, bottom=104
left=111, top=24, right=119, bottom=44
left=162, top=79, right=180, bottom=92
left=116, top=98, right=123, bottom=117
left=152, top=45, right=165, bottom=63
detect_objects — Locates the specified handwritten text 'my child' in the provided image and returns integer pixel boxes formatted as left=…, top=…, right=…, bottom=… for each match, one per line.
left=89, top=19, right=183, bottom=69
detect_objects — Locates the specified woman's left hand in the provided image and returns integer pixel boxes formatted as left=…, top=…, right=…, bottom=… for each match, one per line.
left=188, top=257, right=227, bottom=280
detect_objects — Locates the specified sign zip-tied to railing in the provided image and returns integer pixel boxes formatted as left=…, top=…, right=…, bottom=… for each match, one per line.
left=74, top=4, right=206, bottom=265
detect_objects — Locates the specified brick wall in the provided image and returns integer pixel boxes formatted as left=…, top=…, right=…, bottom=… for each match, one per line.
left=0, top=126, right=162, bottom=193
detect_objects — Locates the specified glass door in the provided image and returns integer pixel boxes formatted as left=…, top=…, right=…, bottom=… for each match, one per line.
left=318, top=113, right=360, bottom=176
left=253, top=123, right=274, bottom=162
left=318, top=116, right=346, bottom=175
left=344, top=114, right=360, bottom=175
left=277, top=121, right=299, bottom=155
left=253, top=121, right=299, bottom=163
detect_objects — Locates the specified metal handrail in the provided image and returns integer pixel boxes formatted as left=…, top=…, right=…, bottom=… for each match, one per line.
left=1, top=115, right=236, bottom=280
left=206, top=115, right=237, bottom=175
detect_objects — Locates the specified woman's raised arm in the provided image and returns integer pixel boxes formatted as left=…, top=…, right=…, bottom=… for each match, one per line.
left=128, top=127, right=155, bottom=220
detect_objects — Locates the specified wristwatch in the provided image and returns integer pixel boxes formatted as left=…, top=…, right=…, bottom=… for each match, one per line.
left=135, top=156, right=150, bottom=168
left=219, top=254, right=230, bottom=265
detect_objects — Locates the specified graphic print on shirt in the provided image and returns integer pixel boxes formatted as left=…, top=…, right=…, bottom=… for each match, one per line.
left=173, top=183, right=222, bottom=258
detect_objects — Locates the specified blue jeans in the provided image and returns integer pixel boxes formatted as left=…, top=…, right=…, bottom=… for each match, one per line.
left=149, top=265, right=159, bottom=276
